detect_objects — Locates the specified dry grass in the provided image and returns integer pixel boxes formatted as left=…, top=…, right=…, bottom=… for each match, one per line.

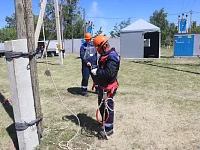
left=1, top=48, right=200, bottom=150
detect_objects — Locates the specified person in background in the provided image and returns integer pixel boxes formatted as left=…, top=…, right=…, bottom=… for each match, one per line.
left=40, top=45, right=44, bottom=58
left=80, top=32, right=98, bottom=96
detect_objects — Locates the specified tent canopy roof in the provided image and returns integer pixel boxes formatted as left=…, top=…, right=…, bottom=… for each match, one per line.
left=121, top=19, right=160, bottom=33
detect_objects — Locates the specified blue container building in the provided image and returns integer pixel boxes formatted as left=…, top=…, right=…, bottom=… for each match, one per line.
left=174, top=34, right=200, bottom=57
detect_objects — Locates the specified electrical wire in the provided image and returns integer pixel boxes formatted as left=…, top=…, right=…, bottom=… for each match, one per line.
left=190, top=0, right=197, bottom=10
left=180, top=0, right=185, bottom=12
left=184, top=0, right=192, bottom=12
left=86, top=12, right=196, bottom=20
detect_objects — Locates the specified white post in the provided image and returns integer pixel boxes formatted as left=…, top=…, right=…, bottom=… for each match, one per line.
left=4, top=39, right=39, bottom=150
left=42, top=23, right=46, bottom=58
left=190, top=10, right=193, bottom=33
left=159, top=32, right=161, bottom=58
left=35, top=0, right=47, bottom=48
left=54, top=0, right=63, bottom=65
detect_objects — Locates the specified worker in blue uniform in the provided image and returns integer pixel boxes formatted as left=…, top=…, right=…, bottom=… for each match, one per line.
left=80, top=32, right=98, bottom=96
left=91, top=35, right=120, bottom=140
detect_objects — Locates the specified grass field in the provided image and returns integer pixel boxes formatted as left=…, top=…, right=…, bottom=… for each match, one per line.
left=1, top=48, right=200, bottom=150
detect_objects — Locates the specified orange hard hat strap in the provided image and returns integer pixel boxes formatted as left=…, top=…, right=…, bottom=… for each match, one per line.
left=97, top=40, right=108, bottom=53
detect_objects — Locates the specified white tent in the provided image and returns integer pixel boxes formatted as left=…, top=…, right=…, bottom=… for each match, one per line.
left=121, top=19, right=160, bottom=33
left=120, top=19, right=161, bottom=58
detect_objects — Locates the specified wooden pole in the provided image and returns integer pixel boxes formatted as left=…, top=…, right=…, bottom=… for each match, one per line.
left=35, top=0, right=47, bottom=48
left=24, top=0, right=44, bottom=139
left=14, top=0, right=26, bottom=39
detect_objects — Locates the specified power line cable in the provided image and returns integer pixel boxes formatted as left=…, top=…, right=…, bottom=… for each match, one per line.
left=86, top=16, right=148, bottom=20
left=190, top=0, right=196, bottom=10
left=180, top=0, right=185, bottom=12
left=184, top=0, right=192, bottom=12
left=86, top=12, right=192, bottom=20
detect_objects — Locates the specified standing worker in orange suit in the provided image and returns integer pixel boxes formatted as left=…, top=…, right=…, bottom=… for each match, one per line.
left=80, top=33, right=98, bottom=96
left=91, top=35, right=120, bottom=140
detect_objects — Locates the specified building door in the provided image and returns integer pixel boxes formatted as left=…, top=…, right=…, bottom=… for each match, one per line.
left=174, top=35, right=194, bottom=56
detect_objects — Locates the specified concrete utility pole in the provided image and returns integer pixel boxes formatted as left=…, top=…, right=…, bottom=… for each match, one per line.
left=5, top=39, right=39, bottom=150
left=4, top=0, right=42, bottom=149
left=60, top=1, right=65, bottom=58
left=54, top=0, right=63, bottom=65
left=24, top=0, right=44, bottom=138
left=190, top=10, right=193, bottom=33
left=178, top=15, right=180, bottom=33
left=186, top=14, right=188, bottom=33
left=83, top=8, right=86, bottom=36
left=60, top=1, right=64, bottom=51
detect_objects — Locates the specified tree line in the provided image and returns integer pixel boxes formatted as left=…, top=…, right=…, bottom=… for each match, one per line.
left=0, top=0, right=200, bottom=45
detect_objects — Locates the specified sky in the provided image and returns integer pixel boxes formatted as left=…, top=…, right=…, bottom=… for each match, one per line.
left=0, top=0, right=200, bottom=36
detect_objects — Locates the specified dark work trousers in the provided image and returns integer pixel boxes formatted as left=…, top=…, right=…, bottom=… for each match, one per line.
left=81, top=64, right=95, bottom=92
left=98, top=87, right=117, bottom=132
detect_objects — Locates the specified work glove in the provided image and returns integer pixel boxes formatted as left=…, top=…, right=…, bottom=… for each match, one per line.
left=91, top=68, right=98, bottom=75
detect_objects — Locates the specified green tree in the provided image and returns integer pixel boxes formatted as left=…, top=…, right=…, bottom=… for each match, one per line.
left=0, top=27, right=17, bottom=42
left=109, top=18, right=131, bottom=38
left=44, top=0, right=84, bottom=39
left=5, top=13, right=38, bottom=29
left=62, top=0, right=84, bottom=39
left=150, top=8, right=169, bottom=44
left=5, top=13, right=16, bottom=28
left=2, top=13, right=39, bottom=42
left=161, top=22, right=178, bottom=46
left=94, top=27, right=103, bottom=37
left=43, top=0, right=56, bottom=39
left=169, top=23, right=178, bottom=38
left=190, top=21, right=200, bottom=33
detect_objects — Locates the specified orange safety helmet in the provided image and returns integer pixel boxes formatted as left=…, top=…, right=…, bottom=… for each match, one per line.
left=84, top=32, right=92, bottom=40
left=93, top=35, right=109, bottom=54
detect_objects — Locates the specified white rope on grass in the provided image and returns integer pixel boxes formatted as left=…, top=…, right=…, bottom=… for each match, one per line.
left=39, top=9, right=92, bottom=149
left=43, top=47, right=91, bottom=150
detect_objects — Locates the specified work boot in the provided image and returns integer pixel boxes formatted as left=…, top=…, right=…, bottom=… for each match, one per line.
left=81, top=88, right=88, bottom=97
left=95, top=86, right=99, bottom=94
left=82, top=91, right=88, bottom=97
left=96, top=129, right=114, bottom=140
